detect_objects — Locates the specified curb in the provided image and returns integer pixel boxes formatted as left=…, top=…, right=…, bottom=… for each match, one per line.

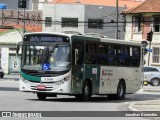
left=143, top=89, right=160, bottom=93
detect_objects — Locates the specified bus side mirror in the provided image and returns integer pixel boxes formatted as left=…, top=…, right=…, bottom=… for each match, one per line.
left=16, top=44, right=22, bottom=56
left=75, top=49, right=78, bottom=65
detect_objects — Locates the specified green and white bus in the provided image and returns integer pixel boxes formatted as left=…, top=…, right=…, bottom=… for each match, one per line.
left=17, top=32, right=142, bottom=101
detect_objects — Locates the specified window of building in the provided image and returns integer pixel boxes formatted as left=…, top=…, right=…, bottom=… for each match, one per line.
left=45, top=17, right=52, bottom=27
left=61, top=18, right=78, bottom=27
left=132, top=16, right=141, bottom=32
left=152, top=47, right=160, bottom=63
left=88, top=19, right=103, bottom=29
left=154, top=17, right=160, bottom=32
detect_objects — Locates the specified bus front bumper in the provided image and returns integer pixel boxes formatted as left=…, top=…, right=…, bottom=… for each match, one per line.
left=19, top=78, right=70, bottom=94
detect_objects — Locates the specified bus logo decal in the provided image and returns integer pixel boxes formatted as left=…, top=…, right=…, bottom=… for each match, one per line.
left=42, top=63, right=51, bottom=70
left=92, top=68, right=97, bottom=74
left=102, top=69, right=113, bottom=76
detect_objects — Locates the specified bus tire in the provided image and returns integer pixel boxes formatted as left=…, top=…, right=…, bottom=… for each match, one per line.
left=82, top=80, right=91, bottom=101
left=75, top=94, right=83, bottom=100
left=37, top=93, right=47, bottom=100
left=116, top=81, right=125, bottom=100
left=107, top=81, right=125, bottom=100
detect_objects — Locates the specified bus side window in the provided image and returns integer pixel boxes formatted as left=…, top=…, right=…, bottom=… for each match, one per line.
left=86, top=43, right=97, bottom=64
left=132, top=47, right=140, bottom=66
left=118, top=46, right=129, bottom=66
left=107, top=45, right=117, bottom=65
left=97, top=44, right=107, bottom=65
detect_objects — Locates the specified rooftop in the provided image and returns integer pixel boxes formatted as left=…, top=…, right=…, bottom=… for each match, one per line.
left=124, top=0, right=160, bottom=13
left=51, top=0, right=143, bottom=8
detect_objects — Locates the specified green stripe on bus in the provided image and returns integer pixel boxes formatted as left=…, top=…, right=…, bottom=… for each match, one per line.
left=21, top=71, right=40, bottom=82
left=71, top=35, right=100, bottom=41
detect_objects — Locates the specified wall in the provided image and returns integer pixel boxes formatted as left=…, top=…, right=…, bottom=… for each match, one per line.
left=42, top=4, right=125, bottom=39
left=85, top=5, right=125, bottom=39
left=125, top=13, right=160, bottom=66
left=42, top=4, right=85, bottom=33
left=0, top=31, right=22, bottom=74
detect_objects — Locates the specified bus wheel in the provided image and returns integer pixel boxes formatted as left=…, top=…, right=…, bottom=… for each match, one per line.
left=116, top=81, right=125, bottom=100
left=37, top=93, right=47, bottom=100
left=82, top=81, right=91, bottom=101
left=75, top=94, right=82, bottom=100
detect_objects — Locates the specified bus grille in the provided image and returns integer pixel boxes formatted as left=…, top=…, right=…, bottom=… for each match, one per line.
left=31, top=85, right=53, bottom=91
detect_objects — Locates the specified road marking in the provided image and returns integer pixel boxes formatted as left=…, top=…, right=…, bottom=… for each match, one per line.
left=129, top=103, right=139, bottom=111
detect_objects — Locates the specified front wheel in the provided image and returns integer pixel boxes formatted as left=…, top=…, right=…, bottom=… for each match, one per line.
left=37, top=93, right=47, bottom=100
left=82, top=81, right=92, bottom=101
left=75, top=81, right=91, bottom=101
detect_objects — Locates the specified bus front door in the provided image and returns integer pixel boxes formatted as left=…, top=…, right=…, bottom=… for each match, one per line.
left=71, top=41, right=84, bottom=94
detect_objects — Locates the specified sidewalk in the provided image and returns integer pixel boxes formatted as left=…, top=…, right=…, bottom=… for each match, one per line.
left=2, top=74, right=19, bottom=81
left=130, top=86, right=160, bottom=111
left=142, top=85, right=160, bottom=92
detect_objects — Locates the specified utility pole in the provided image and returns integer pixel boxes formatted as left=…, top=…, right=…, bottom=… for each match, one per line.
left=116, top=0, right=119, bottom=39
left=23, top=8, right=26, bottom=34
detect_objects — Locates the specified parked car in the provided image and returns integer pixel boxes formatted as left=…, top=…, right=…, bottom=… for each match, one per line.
left=143, top=66, right=160, bottom=86
left=0, top=66, right=4, bottom=78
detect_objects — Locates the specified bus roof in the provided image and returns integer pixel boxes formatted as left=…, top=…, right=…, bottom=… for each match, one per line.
left=24, top=32, right=73, bottom=37
left=100, top=38, right=141, bottom=46
left=24, top=32, right=141, bottom=46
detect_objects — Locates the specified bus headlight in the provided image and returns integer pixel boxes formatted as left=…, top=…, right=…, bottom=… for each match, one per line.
left=55, top=75, right=70, bottom=85
left=64, top=75, right=70, bottom=81
left=55, top=79, right=65, bottom=85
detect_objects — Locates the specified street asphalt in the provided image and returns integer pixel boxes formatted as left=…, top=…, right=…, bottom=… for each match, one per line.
left=129, top=86, right=160, bottom=111
left=1, top=74, right=160, bottom=111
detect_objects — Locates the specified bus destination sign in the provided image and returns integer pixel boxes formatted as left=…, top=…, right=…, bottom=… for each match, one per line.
left=24, top=34, right=69, bottom=42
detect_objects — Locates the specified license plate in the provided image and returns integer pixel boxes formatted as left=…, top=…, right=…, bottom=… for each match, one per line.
left=41, top=77, right=54, bottom=82
left=37, top=85, right=46, bottom=90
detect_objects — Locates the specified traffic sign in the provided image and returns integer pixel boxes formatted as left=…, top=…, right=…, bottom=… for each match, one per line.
left=146, top=48, right=152, bottom=52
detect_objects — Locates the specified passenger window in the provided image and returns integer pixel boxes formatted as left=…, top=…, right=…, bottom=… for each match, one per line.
left=118, top=46, right=129, bottom=66
left=86, top=43, right=97, bottom=64
left=131, top=47, right=140, bottom=67
left=107, top=45, right=117, bottom=65
left=97, top=44, right=107, bottom=65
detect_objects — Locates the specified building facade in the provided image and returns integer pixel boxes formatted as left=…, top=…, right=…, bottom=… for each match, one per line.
left=42, top=3, right=125, bottom=39
left=0, top=10, right=42, bottom=74
left=0, top=0, right=52, bottom=10
left=124, top=0, right=160, bottom=66
left=0, top=0, right=144, bottom=74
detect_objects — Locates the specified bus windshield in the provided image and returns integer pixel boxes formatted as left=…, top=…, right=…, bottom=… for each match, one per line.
left=22, top=44, right=70, bottom=72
